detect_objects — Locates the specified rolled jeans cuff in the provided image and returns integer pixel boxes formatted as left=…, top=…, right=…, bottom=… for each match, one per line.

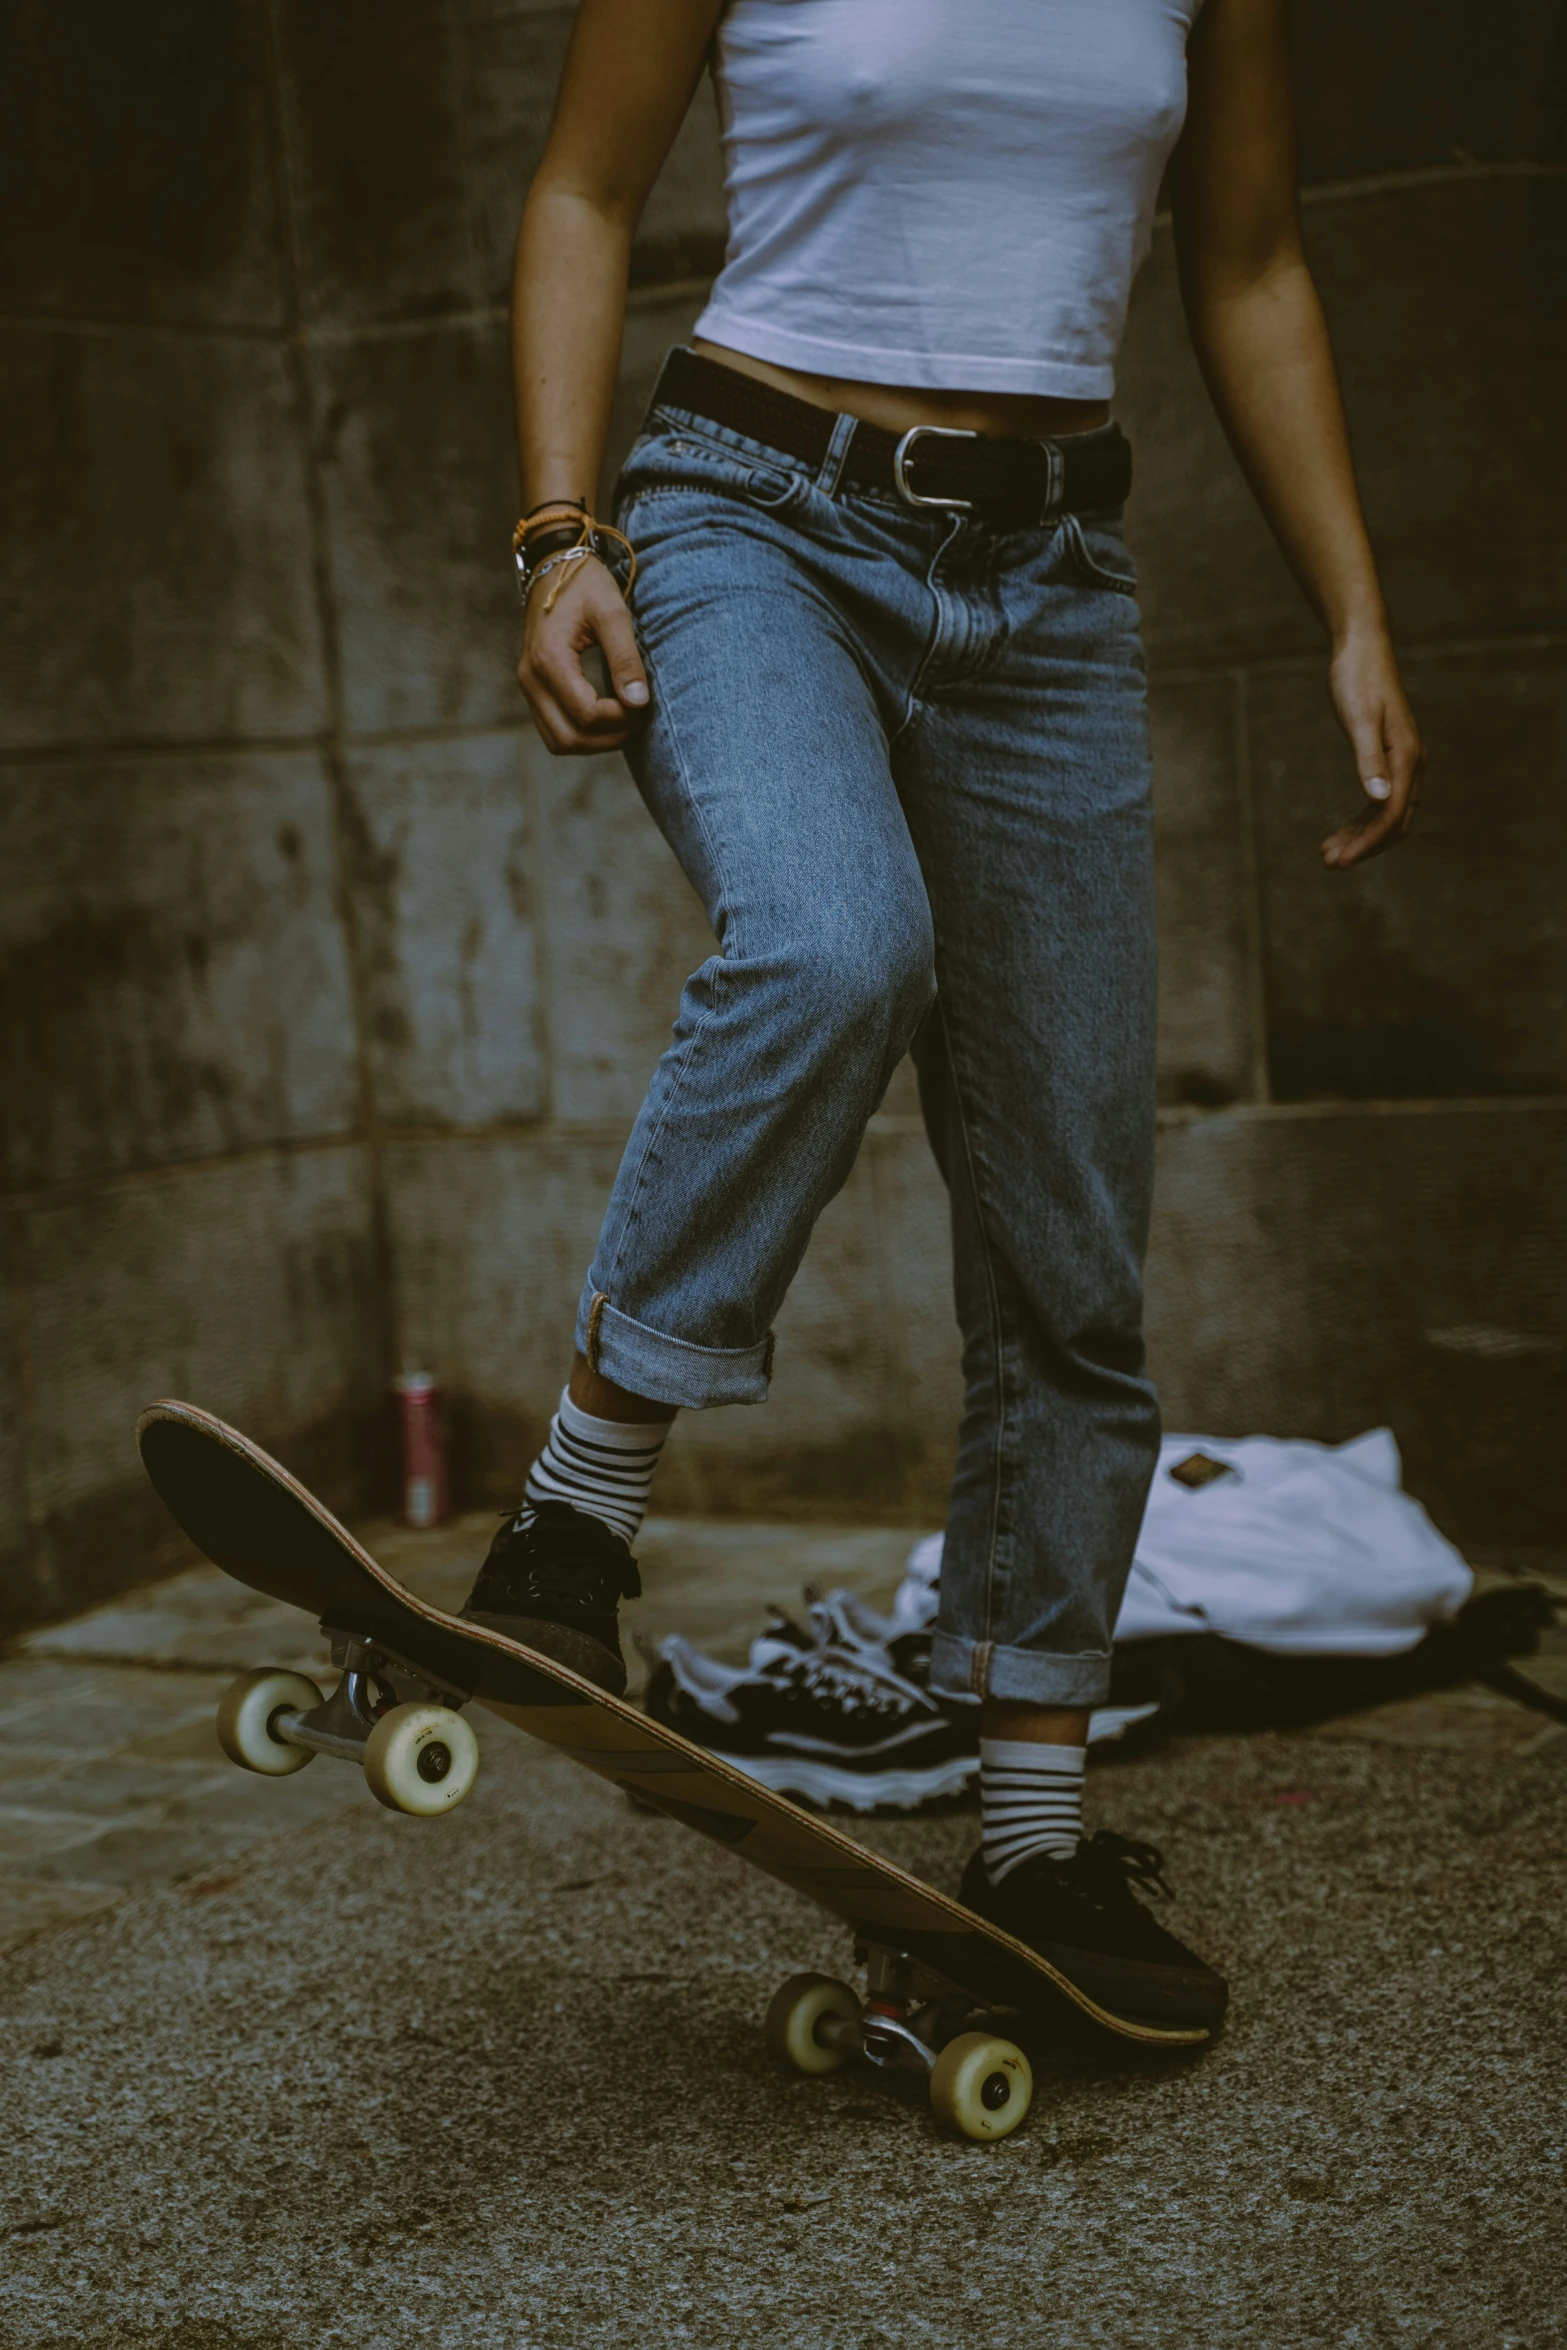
left=574, top=1284, right=770, bottom=1409
left=928, top=1631, right=1113, bottom=1710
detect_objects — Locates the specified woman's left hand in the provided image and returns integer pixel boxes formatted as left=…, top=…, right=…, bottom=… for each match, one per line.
left=1320, top=629, right=1426, bottom=870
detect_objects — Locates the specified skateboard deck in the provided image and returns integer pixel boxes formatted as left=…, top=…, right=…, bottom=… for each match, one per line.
left=138, top=1401, right=1209, bottom=2129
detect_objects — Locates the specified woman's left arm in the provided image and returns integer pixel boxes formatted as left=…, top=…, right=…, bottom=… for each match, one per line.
left=1169, top=0, right=1424, bottom=868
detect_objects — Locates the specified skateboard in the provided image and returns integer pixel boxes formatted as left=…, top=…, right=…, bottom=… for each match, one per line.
left=137, top=1400, right=1212, bottom=2142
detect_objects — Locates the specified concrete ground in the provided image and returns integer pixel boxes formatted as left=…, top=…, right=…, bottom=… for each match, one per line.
left=1, top=1519, right=1563, bottom=2350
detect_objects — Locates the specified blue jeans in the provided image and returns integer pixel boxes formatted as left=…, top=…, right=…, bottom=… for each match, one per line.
left=575, top=386, right=1160, bottom=1708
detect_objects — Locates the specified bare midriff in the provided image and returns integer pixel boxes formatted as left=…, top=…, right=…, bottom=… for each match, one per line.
left=692, top=338, right=1112, bottom=440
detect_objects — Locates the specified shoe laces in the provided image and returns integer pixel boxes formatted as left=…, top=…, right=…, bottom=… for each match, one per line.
left=804, top=1585, right=898, bottom=1655
left=489, top=1503, right=641, bottom=1607
left=1077, top=1829, right=1174, bottom=1906
left=748, top=1608, right=812, bottom=1670
left=769, top=1643, right=930, bottom=1720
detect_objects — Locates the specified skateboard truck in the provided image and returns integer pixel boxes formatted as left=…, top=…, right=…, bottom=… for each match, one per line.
left=213, top=1629, right=480, bottom=1818
left=765, top=1941, right=1036, bottom=2141
left=851, top=1944, right=967, bottom=2075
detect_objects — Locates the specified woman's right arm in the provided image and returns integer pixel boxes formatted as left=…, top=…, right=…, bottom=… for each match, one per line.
left=514, top=0, right=726, bottom=754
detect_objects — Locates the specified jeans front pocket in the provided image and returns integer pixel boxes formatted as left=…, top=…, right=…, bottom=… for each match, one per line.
left=1061, top=510, right=1139, bottom=598
left=616, top=418, right=807, bottom=533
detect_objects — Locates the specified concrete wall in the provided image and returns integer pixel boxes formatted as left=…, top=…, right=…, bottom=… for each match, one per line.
left=2, top=2, right=1563, bottom=1630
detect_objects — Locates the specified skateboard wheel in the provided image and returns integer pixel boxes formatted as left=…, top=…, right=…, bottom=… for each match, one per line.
left=764, top=1973, right=862, bottom=2076
left=363, top=1703, right=479, bottom=1817
left=216, top=1670, right=324, bottom=1776
left=928, top=2032, right=1033, bottom=2143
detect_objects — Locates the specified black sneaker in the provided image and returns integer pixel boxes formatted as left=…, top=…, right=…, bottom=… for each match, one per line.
left=644, top=1633, right=977, bottom=1811
left=460, top=1500, right=640, bottom=1694
left=960, top=1833, right=1228, bottom=2030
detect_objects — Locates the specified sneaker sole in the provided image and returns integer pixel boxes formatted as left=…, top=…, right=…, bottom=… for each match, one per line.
left=1028, top=1944, right=1229, bottom=2032
left=462, top=1609, right=625, bottom=1698
left=718, top=1749, right=978, bottom=1813
left=959, top=1868, right=1229, bottom=2031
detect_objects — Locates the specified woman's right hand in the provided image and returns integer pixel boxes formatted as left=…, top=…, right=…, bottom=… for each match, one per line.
left=517, top=556, right=649, bottom=754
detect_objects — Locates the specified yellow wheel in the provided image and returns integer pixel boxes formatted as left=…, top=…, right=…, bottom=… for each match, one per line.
left=765, top=1973, right=862, bottom=2076
left=216, top=1669, right=323, bottom=1776
left=362, top=1704, right=479, bottom=1817
left=929, top=2032, right=1033, bottom=2142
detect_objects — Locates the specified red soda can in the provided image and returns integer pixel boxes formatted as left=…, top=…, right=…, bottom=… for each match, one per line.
left=393, top=1372, right=449, bottom=1529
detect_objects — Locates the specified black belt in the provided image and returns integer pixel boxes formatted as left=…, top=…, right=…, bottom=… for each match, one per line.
left=653, top=347, right=1131, bottom=526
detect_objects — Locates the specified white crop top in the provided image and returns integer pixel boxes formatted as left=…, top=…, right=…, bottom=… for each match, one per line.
left=692, top=0, right=1204, bottom=400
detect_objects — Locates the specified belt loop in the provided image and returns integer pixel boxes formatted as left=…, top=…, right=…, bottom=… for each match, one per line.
left=650, top=350, right=678, bottom=417
left=1041, top=440, right=1065, bottom=526
left=816, top=411, right=857, bottom=497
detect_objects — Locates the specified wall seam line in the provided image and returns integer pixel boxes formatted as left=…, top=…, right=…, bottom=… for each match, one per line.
left=0, top=275, right=723, bottom=347
left=1149, top=156, right=1566, bottom=231
left=262, top=0, right=400, bottom=1466
left=6, top=1088, right=1566, bottom=1221
left=19, top=641, right=1567, bottom=774
left=1, top=1203, right=54, bottom=1615
left=1230, top=666, right=1273, bottom=1105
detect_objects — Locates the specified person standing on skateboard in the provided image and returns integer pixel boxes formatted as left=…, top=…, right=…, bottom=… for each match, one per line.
left=462, top=0, right=1424, bottom=2032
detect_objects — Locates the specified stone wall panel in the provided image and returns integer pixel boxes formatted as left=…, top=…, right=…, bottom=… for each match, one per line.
left=344, top=732, right=546, bottom=1128
left=876, top=1055, right=924, bottom=1122
left=1146, top=1105, right=1567, bottom=1544
left=0, top=1223, right=41, bottom=1632
left=277, top=0, right=726, bottom=333
left=383, top=1129, right=624, bottom=1496
left=0, top=0, right=283, bottom=326
left=19, top=1146, right=384, bottom=1609
left=1289, top=0, right=1564, bottom=182
left=1149, top=676, right=1258, bottom=1108
left=864, top=1123, right=962, bottom=1518
left=312, top=320, right=517, bottom=734
left=1250, top=645, right=1567, bottom=1100
left=1121, top=178, right=1567, bottom=665
left=312, top=290, right=716, bottom=740
left=275, top=0, right=474, bottom=328
left=0, top=750, right=358, bottom=1189
left=0, top=329, right=327, bottom=750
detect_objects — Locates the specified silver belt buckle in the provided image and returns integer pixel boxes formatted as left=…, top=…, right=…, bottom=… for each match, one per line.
left=892, top=424, right=978, bottom=511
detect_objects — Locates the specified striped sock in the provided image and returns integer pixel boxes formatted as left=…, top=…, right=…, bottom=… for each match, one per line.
left=521, top=1389, right=673, bottom=1548
left=980, top=1739, right=1086, bottom=1882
